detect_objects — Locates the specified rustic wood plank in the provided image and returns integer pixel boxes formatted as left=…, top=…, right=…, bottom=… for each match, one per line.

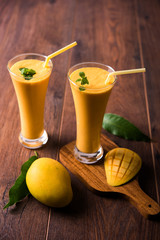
left=135, top=0, right=160, bottom=202
left=134, top=1, right=160, bottom=239
left=0, top=0, right=75, bottom=239
left=48, top=0, right=160, bottom=239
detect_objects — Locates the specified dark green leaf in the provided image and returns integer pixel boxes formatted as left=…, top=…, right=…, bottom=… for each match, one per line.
left=79, top=72, right=85, bottom=78
left=79, top=86, right=85, bottom=91
left=19, top=67, right=36, bottom=80
left=4, top=154, right=38, bottom=209
left=81, top=77, right=89, bottom=85
left=75, top=79, right=81, bottom=82
left=21, top=155, right=38, bottom=175
left=102, top=113, right=151, bottom=142
left=77, top=72, right=90, bottom=91
left=28, top=69, right=36, bottom=75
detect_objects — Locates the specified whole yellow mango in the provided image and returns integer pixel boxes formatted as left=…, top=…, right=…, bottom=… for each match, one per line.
left=26, top=158, right=73, bottom=207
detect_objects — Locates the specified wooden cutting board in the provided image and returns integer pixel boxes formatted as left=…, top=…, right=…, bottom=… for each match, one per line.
left=59, top=134, right=160, bottom=218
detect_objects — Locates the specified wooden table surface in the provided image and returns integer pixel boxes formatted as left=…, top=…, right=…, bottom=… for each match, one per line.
left=0, top=0, right=160, bottom=239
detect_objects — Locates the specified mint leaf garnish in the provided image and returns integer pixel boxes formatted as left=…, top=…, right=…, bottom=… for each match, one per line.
left=76, top=72, right=89, bottom=91
left=75, top=79, right=81, bottom=82
left=79, top=86, right=86, bottom=91
left=4, top=153, right=38, bottom=209
left=81, top=77, right=89, bottom=85
left=19, top=68, right=36, bottom=80
left=79, top=72, right=85, bottom=78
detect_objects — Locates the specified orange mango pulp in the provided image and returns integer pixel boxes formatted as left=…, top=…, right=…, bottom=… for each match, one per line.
left=69, top=67, right=115, bottom=153
left=10, top=59, right=52, bottom=139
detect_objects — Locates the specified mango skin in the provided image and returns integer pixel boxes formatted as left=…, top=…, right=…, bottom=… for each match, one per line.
left=104, top=148, right=142, bottom=187
left=26, top=158, right=73, bottom=207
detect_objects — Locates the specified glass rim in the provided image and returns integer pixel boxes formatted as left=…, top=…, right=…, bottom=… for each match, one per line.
left=7, top=53, right=53, bottom=80
left=68, top=62, right=117, bottom=91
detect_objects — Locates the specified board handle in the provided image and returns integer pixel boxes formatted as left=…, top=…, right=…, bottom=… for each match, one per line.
left=116, top=180, right=160, bottom=218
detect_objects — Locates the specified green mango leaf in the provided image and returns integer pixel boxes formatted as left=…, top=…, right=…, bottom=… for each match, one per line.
left=102, top=113, right=151, bottom=142
left=4, top=154, right=38, bottom=209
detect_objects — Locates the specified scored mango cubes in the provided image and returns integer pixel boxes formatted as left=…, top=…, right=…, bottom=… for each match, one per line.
left=104, top=148, right=142, bottom=186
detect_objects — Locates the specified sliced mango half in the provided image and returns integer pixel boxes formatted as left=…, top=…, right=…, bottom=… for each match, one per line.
left=104, top=148, right=142, bottom=186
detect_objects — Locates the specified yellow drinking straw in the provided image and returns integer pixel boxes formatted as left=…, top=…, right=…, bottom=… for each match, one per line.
left=105, top=68, right=146, bottom=84
left=44, top=41, right=77, bottom=67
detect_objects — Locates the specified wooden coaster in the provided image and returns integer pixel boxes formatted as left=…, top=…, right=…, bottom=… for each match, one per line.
left=59, top=134, right=160, bottom=218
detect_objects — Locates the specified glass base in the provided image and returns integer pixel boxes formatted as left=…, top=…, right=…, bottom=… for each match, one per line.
left=74, top=146, right=103, bottom=164
left=19, top=130, right=48, bottom=149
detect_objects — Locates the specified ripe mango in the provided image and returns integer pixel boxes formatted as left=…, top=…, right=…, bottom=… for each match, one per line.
left=104, top=148, right=142, bottom=186
left=26, top=158, right=73, bottom=207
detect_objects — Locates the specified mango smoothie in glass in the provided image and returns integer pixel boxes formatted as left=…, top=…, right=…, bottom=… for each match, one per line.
left=68, top=62, right=116, bottom=164
left=7, top=53, right=53, bottom=149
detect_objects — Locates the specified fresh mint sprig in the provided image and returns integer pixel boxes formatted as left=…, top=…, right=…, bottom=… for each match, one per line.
left=76, top=72, right=89, bottom=91
left=19, top=67, right=36, bottom=80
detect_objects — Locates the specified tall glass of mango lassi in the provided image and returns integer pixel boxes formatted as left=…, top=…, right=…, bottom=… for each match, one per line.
left=7, top=53, right=53, bottom=149
left=68, top=62, right=116, bottom=164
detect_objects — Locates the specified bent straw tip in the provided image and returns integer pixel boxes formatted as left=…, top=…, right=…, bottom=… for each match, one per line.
left=44, top=41, right=78, bottom=67
left=105, top=67, right=146, bottom=84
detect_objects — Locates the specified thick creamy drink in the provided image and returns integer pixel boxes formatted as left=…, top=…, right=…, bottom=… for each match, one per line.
left=68, top=62, right=116, bottom=164
left=8, top=54, right=52, bottom=149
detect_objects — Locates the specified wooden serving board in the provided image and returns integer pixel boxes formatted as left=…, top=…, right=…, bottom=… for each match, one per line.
left=59, top=134, right=160, bottom=218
